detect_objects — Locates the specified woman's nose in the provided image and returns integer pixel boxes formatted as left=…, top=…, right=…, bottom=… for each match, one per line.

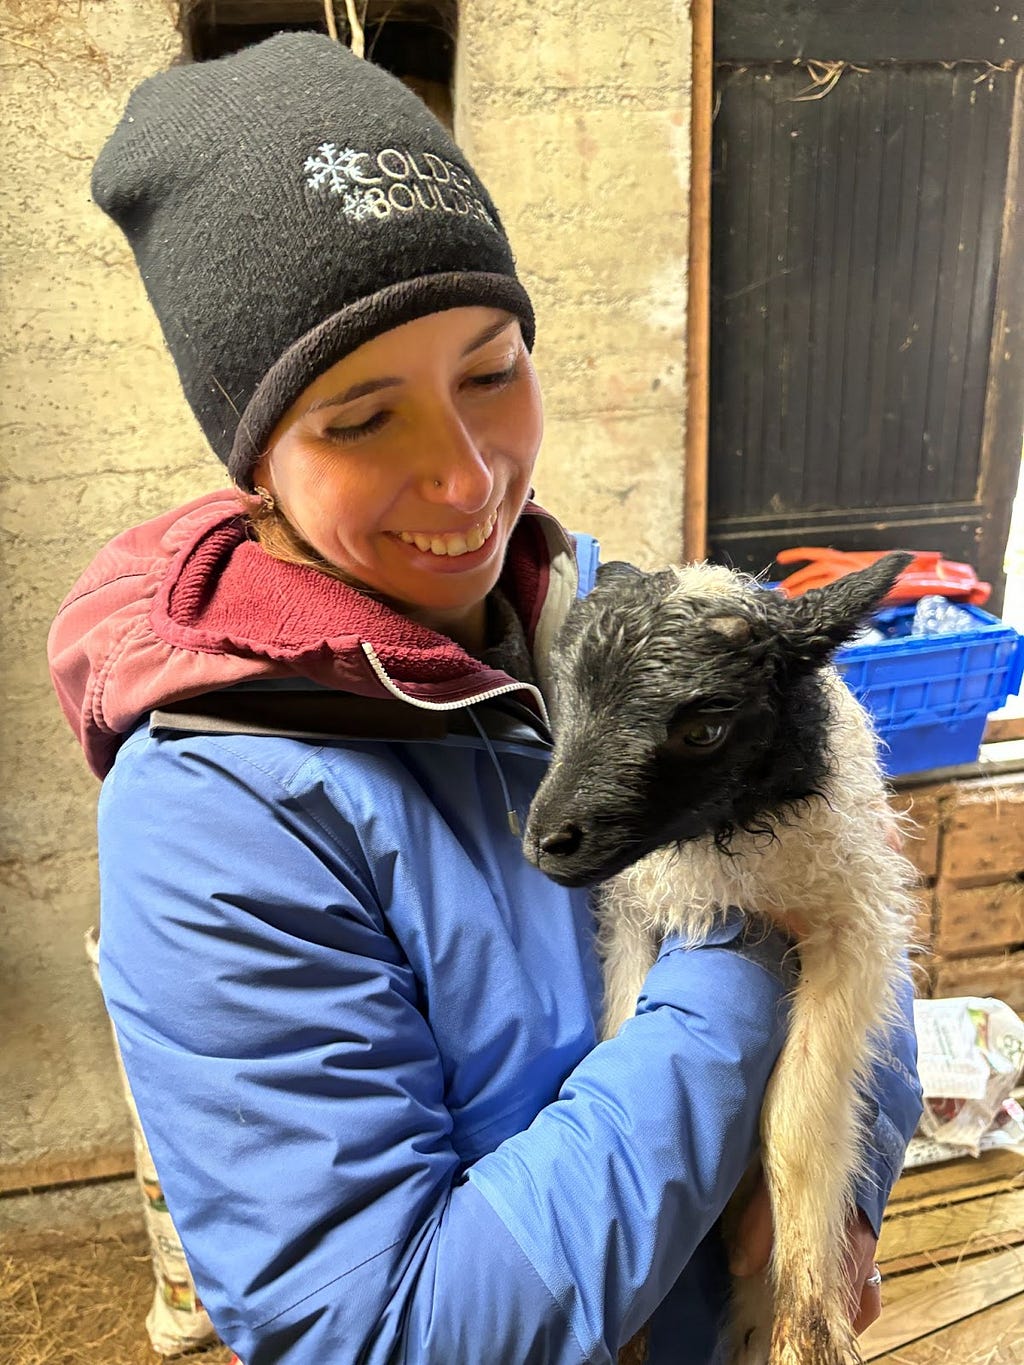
left=420, top=408, right=494, bottom=512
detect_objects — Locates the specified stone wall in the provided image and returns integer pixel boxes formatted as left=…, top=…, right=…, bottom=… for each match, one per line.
left=1, top=0, right=691, bottom=1184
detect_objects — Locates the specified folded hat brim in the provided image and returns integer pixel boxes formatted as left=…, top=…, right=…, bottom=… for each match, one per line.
left=229, top=271, right=536, bottom=487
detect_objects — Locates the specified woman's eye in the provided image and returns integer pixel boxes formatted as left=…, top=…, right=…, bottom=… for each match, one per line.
left=324, top=411, right=389, bottom=444
left=466, top=361, right=518, bottom=390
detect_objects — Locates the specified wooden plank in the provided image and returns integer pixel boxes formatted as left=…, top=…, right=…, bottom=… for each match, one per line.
left=910, top=884, right=936, bottom=951
left=985, top=715, right=1024, bottom=746
left=910, top=951, right=935, bottom=998
left=881, top=1236, right=1024, bottom=1279
left=862, top=1245, right=1024, bottom=1359
left=943, top=777, right=1024, bottom=886
left=683, top=0, right=712, bottom=561
left=885, top=1150, right=1024, bottom=1216
left=872, top=1290, right=1024, bottom=1364
left=932, top=948, right=1024, bottom=1014
left=714, top=0, right=1024, bottom=64
left=934, top=880, right=1024, bottom=958
left=0, top=1144, right=136, bottom=1197
left=890, top=784, right=946, bottom=881
left=876, top=1188, right=1024, bottom=1263
left=186, top=1, right=453, bottom=26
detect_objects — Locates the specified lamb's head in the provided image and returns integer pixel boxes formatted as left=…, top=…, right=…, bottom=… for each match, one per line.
left=524, top=551, right=912, bottom=887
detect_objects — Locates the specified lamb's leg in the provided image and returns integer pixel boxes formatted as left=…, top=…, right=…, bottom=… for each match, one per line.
left=721, top=1165, right=775, bottom=1365
left=601, top=898, right=659, bottom=1365
left=727, top=1271, right=775, bottom=1365
left=756, top=931, right=894, bottom=1365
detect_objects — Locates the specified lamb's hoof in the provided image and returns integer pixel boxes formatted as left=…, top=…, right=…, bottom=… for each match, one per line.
left=728, top=1322, right=769, bottom=1365
left=617, top=1324, right=650, bottom=1365
left=768, top=1312, right=859, bottom=1365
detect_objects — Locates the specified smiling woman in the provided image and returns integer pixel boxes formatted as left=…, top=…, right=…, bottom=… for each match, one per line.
left=250, top=307, right=543, bottom=652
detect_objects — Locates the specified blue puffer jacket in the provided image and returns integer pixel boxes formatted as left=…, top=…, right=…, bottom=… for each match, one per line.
left=49, top=495, right=922, bottom=1364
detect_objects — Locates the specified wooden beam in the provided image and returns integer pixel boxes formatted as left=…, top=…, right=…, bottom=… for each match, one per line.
left=0, top=1144, right=136, bottom=1197
left=683, top=0, right=712, bottom=562
left=942, top=776, right=1024, bottom=886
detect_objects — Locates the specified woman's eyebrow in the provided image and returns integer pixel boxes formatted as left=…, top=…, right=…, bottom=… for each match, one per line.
left=307, top=317, right=516, bottom=414
left=461, top=315, right=516, bottom=355
left=306, top=377, right=401, bottom=413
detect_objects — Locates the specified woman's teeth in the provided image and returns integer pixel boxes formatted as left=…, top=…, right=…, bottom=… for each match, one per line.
left=398, top=509, right=498, bottom=557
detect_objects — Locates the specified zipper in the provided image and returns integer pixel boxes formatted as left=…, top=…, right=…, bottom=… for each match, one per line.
left=360, top=642, right=551, bottom=728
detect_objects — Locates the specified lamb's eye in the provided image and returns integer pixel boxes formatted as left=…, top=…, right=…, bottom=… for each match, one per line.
left=674, top=718, right=728, bottom=748
left=681, top=720, right=726, bottom=747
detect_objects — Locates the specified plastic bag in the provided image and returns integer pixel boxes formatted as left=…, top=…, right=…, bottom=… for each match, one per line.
left=910, top=995, right=1024, bottom=1159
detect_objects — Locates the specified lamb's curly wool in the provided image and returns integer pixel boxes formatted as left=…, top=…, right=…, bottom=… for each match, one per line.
left=525, top=555, right=918, bottom=1365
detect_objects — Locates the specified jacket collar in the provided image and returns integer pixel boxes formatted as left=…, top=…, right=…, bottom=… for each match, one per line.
left=49, top=490, right=578, bottom=777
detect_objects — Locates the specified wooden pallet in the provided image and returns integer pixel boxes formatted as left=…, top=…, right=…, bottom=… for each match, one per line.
left=863, top=1147, right=1024, bottom=1363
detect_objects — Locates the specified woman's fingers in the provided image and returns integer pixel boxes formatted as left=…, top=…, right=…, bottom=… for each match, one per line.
left=728, top=1171, right=773, bottom=1277
left=729, top=1183, right=884, bottom=1336
left=853, top=1267, right=883, bottom=1334
left=843, top=1210, right=882, bottom=1333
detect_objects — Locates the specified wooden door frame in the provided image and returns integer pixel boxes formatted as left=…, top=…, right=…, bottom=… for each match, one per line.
left=684, top=0, right=713, bottom=561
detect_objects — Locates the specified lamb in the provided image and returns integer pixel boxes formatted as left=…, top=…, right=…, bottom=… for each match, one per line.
left=523, top=552, right=918, bottom=1365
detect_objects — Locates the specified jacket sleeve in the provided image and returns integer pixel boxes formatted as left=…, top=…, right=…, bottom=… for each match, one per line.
left=97, top=731, right=792, bottom=1365
left=852, top=970, right=923, bottom=1237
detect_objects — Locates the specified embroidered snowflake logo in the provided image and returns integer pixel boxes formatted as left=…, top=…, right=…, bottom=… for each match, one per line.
left=303, top=143, right=366, bottom=196
left=304, top=143, right=390, bottom=222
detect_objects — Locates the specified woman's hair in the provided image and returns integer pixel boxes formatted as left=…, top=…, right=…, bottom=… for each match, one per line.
left=242, top=492, right=365, bottom=590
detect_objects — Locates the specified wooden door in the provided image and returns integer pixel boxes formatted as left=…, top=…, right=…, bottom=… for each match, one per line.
left=707, top=2, right=1024, bottom=610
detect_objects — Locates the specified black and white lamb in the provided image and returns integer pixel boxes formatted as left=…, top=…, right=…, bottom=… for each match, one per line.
left=524, top=553, right=918, bottom=1365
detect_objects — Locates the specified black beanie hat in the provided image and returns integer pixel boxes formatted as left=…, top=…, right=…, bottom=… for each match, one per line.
left=91, top=33, right=535, bottom=488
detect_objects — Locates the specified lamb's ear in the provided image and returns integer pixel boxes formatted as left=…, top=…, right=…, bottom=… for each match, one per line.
left=778, top=551, right=914, bottom=668
left=595, top=561, right=644, bottom=588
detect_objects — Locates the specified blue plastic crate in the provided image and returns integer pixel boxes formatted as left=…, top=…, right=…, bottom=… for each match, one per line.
left=834, top=603, right=1024, bottom=776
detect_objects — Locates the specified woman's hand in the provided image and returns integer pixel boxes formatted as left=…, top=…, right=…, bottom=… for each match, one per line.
left=729, top=1170, right=882, bottom=1333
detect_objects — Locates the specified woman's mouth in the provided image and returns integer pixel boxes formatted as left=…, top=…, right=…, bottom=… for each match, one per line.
left=392, top=506, right=500, bottom=559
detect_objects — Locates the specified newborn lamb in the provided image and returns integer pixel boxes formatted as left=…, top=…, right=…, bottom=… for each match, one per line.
left=525, top=553, right=917, bottom=1365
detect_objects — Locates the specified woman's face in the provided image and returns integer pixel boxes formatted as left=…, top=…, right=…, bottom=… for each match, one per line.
left=255, top=307, right=543, bottom=644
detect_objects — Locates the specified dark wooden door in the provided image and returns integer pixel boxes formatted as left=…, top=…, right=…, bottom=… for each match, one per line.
left=708, top=3, right=1024, bottom=611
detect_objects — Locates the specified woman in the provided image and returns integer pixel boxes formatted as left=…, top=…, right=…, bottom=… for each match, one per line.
left=49, top=33, right=921, bottom=1365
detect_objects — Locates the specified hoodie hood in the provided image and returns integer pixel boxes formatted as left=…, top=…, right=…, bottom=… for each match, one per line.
left=48, top=491, right=578, bottom=778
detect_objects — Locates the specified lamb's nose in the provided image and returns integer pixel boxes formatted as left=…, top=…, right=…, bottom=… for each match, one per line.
left=539, top=823, right=583, bottom=857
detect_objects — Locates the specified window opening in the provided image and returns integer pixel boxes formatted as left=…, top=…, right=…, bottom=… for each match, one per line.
left=179, top=1, right=456, bottom=127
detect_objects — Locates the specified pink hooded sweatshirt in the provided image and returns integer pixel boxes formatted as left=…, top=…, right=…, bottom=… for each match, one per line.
left=48, top=490, right=578, bottom=778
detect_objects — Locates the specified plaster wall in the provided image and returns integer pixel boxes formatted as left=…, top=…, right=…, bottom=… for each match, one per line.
left=1, top=0, right=221, bottom=1180
left=1, top=0, right=692, bottom=1184
left=457, top=0, right=692, bottom=565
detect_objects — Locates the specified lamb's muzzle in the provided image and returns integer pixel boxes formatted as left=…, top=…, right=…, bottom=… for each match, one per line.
left=526, top=552, right=918, bottom=1365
